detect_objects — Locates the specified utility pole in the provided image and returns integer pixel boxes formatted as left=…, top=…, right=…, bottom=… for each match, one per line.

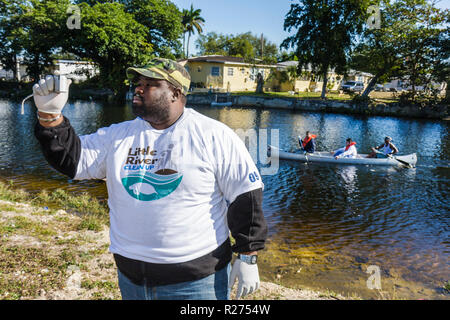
left=261, top=33, right=264, bottom=60
left=15, top=55, right=21, bottom=82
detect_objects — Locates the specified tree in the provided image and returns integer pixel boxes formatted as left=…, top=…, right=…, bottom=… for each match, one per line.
left=195, top=32, right=279, bottom=64
left=181, top=4, right=205, bottom=58
left=350, top=0, right=403, bottom=97
left=0, top=0, right=185, bottom=99
left=394, top=0, right=449, bottom=99
left=0, top=0, right=25, bottom=80
left=227, top=34, right=255, bottom=61
left=433, top=22, right=449, bottom=101
left=277, top=51, right=298, bottom=63
left=351, top=0, right=449, bottom=99
left=122, top=0, right=184, bottom=59
left=195, top=31, right=229, bottom=56
left=63, top=2, right=153, bottom=98
left=250, top=34, right=279, bottom=64
left=0, top=0, right=70, bottom=81
left=282, top=0, right=370, bottom=98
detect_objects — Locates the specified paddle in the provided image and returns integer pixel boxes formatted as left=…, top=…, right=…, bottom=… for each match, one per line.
left=298, top=135, right=309, bottom=162
left=387, top=154, right=414, bottom=168
left=298, top=135, right=303, bottom=150
left=374, top=149, right=413, bottom=168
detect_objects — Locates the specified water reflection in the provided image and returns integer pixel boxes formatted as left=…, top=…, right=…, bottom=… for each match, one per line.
left=0, top=98, right=448, bottom=299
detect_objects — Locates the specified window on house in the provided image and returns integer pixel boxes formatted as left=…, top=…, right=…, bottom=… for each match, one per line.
left=185, top=66, right=190, bottom=73
left=228, top=68, right=234, bottom=76
left=197, top=66, right=202, bottom=72
left=211, top=66, right=220, bottom=76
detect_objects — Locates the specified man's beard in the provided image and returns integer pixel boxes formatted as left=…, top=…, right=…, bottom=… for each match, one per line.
left=132, top=92, right=171, bottom=124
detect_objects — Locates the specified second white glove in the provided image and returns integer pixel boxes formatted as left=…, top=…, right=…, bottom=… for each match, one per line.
left=228, top=258, right=260, bottom=299
left=33, top=75, right=72, bottom=114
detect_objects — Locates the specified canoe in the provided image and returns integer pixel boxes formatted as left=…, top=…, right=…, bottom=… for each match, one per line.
left=211, top=101, right=232, bottom=107
left=268, top=146, right=417, bottom=167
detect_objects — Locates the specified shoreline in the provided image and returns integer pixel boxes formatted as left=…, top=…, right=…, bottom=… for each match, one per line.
left=187, top=93, right=449, bottom=120
left=0, top=182, right=351, bottom=300
left=1, top=181, right=448, bottom=300
left=0, top=85, right=447, bottom=120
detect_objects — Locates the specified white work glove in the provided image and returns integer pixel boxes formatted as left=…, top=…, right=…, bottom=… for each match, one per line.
left=228, top=258, right=260, bottom=299
left=33, top=75, right=72, bottom=114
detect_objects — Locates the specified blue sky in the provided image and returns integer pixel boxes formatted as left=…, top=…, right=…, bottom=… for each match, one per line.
left=171, top=0, right=295, bottom=55
left=172, top=0, right=450, bottom=57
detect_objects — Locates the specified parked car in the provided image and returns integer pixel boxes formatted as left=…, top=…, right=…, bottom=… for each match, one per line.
left=374, top=84, right=386, bottom=92
left=341, top=81, right=364, bottom=92
left=387, top=87, right=404, bottom=93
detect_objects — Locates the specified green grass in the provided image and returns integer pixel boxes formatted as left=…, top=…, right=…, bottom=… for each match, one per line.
left=0, top=180, right=109, bottom=231
left=443, top=281, right=450, bottom=294
left=0, top=246, right=66, bottom=300
left=0, top=181, right=117, bottom=299
left=231, top=90, right=354, bottom=101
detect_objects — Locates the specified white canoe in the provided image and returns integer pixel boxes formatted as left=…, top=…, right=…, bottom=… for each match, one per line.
left=268, top=146, right=417, bottom=167
left=211, top=102, right=232, bottom=107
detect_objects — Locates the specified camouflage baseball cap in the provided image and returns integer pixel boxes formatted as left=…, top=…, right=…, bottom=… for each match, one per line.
left=126, top=58, right=191, bottom=95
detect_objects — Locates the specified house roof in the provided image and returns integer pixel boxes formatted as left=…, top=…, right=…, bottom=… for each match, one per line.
left=276, top=60, right=314, bottom=72
left=181, top=55, right=245, bottom=64
left=347, top=69, right=374, bottom=77
left=277, top=61, right=375, bottom=77
left=54, top=59, right=96, bottom=65
left=179, top=55, right=278, bottom=68
left=277, top=61, right=299, bottom=68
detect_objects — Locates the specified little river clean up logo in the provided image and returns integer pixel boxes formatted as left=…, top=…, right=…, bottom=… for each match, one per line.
left=121, top=146, right=182, bottom=201
left=122, top=169, right=183, bottom=201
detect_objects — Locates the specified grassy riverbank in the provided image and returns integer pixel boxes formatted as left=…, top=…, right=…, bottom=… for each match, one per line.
left=0, top=181, right=351, bottom=300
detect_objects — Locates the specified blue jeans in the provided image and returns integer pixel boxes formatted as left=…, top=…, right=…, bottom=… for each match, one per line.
left=333, top=149, right=345, bottom=157
left=117, top=263, right=231, bottom=300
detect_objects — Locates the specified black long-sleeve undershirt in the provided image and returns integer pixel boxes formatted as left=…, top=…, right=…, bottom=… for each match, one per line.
left=34, top=117, right=81, bottom=179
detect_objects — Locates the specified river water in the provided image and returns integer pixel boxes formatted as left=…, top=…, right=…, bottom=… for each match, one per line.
left=1, top=98, right=449, bottom=299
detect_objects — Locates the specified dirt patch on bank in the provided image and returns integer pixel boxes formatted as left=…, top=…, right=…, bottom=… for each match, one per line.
left=0, top=199, right=345, bottom=300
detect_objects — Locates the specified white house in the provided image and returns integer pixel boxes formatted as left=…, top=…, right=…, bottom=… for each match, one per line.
left=382, top=77, right=446, bottom=95
left=1, top=59, right=99, bottom=83
left=269, top=61, right=344, bottom=92
left=51, top=60, right=99, bottom=83
left=344, top=70, right=374, bottom=86
left=0, top=60, right=30, bottom=81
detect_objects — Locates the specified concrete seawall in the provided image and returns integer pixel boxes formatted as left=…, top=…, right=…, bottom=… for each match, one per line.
left=186, top=94, right=449, bottom=120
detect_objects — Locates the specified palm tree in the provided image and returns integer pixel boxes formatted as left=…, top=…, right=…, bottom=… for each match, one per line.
left=182, top=4, right=205, bottom=58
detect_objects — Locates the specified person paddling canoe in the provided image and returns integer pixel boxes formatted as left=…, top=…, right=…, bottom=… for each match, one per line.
left=332, top=138, right=358, bottom=159
left=299, top=131, right=316, bottom=153
left=366, top=136, right=399, bottom=158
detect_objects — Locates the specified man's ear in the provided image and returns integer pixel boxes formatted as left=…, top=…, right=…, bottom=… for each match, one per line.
left=172, top=88, right=181, bottom=102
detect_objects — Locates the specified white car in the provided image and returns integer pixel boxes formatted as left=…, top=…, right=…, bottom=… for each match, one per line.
left=341, top=81, right=364, bottom=92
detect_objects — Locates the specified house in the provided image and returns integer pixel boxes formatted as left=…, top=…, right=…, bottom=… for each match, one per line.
left=178, top=55, right=277, bottom=92
left=50, top=60, right=99, bottom=83
left=1, top=59, right=99, bottom=83
left=0, top=60, right=30, bottom=81
left=381, top=77, right=446, bottom=95
left=343, top=70, right=373, bottom=87
left=266, top=61, right=345, bottom=93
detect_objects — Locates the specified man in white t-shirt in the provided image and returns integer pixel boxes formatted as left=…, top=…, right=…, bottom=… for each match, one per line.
left=332, top=138, right=358, bottom=159
left=33, top=58, right=267, bottom=300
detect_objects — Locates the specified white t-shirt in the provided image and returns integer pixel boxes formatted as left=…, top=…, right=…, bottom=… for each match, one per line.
left=337, top=145, right=358, bottom=158
left=74, top=108, right=263, bottom=264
